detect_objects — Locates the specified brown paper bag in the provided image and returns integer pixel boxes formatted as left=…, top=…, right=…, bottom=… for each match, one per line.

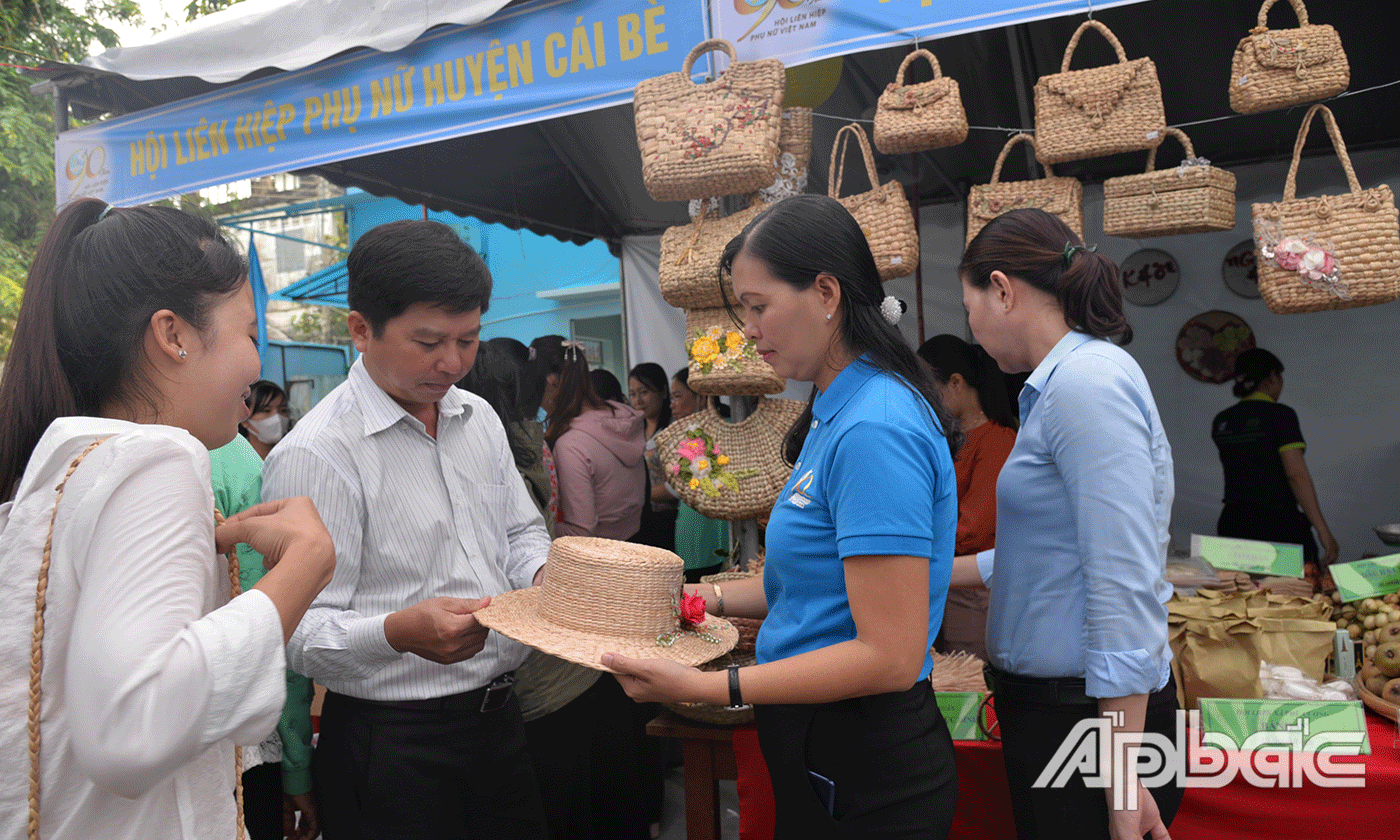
left=1254, top=616, right=1337, bottom=684
left=1175, top=616, right=1263, bottom=710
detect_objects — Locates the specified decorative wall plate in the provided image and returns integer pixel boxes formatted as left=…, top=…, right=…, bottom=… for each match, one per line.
left=1222, top=239, right=1261, bottom=299
left=1119, top=248, right=1180, bottom=306
left=1175, top=310, right=1256, bottom=384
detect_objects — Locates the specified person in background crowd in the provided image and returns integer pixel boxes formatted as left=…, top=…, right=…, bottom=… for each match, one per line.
left=239, top=379, right=292, bottom=460
left=952, top=208, right=1180, bottom=840
left=667, top=367, right=730, bottom=581
left=606, top=194, right=961, bottom=838
left=264, top=220, right=552, bottom=840
left=591, top=368, right=626, bottom=405
left=629, top=362, right=678, bottom=552
left=0, top=199, right=334, bottom=840
left=1212, top=347, right=1339, bottom=567
left=211, top=397, right=319, bottom=840
left=917, top=334, right=1017, bottom=663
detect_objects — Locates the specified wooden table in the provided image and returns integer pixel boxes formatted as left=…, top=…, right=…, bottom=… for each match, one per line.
left=646, top=710, right=739, bottom=840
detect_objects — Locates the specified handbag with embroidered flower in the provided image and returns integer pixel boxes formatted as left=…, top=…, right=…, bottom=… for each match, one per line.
left=684, top=306, right=784, bottom=397
left=966, top=133, right=1083, bottom=247
left=828, top=123, right=919, bottom=281
left=873, top=49, right=968, bottom=155
left=1229, top=0, right=1349, bottom=115
left=1032, top=19, right=1165, bottom=165
left=1102, top=127, right=1237, bottom=238
left=1252, top=104, right=1400, bottom=314
left=633, top=39, right=785, bottom=202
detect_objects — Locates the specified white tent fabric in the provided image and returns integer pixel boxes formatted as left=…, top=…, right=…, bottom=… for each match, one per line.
left=83, top=0, right=511, bottom=83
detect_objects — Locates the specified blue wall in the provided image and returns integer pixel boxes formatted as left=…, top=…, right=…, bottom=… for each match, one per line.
left=347, top=191, right=623, bottom=368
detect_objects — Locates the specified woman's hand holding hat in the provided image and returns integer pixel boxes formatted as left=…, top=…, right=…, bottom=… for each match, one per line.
left=602, top=652, right=722, bottom=705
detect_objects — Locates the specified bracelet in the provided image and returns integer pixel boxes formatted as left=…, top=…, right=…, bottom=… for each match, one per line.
left=710, top=582, right=725, bottom=617
left=727, top=663, right=744, bottom=708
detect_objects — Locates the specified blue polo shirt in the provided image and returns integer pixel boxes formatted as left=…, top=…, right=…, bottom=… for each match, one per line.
left=757, top=357, right=956, bottom=681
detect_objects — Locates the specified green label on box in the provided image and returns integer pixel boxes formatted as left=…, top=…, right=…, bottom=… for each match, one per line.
left=1197, top=698, right=1370, bottom=756
left=1190, top=534, right=1305, bottom=577
left=1331, top=554, right=1400, bottom=603
left=935, top=691, right=988, bottom=741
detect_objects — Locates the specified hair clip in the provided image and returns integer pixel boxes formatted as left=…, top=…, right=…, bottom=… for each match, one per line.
left=1062, top=241, right=1098, bottom=267
left=528, top=346, right=537, bottom=361
left=880, top=295, right=904, bottom=326
left=97, top=204, right=116, bottom=221
left=561, top=339, right=585, bottom=361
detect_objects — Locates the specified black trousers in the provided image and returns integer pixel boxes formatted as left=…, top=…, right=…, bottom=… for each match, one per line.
left=992, top=670, right=1184, bottom=840
left=754, top=682, right=957, bottom=839
left=313, top=688, right=547, bottom=840
left=241, top=761, right=283, bottom=840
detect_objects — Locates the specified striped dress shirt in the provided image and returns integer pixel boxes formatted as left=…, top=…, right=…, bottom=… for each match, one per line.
left=263, top=357, right=550, bottom=701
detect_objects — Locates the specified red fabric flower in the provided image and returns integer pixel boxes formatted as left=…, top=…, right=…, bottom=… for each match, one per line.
left=679, top=591, right=708, bottom=627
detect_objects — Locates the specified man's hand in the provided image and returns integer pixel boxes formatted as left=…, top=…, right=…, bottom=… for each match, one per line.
left=384, top=596, right=493, bottom=664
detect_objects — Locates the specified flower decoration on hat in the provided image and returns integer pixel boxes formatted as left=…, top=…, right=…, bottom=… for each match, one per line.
left=1252, top=219, right=1351, bottom=300
left=688, top=324, right=758, bottom=374
left=674, top=426, right=757, bottom=499
left=657, top=588, right=725, bottom=646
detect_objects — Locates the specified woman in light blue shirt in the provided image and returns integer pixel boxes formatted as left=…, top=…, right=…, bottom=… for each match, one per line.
left=956, top=209, right=1180, bottom=840
left=604, top=194, right=960, bottom=838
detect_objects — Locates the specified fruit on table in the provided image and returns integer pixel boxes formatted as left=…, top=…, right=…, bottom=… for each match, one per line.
left=1376, top=642, right=1400, bottom=678
left=1385, top=679, right=1400, bottom=705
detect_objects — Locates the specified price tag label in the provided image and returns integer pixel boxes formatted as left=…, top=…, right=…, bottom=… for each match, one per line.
left=1198, top=698, right=1370, bottom=755
left=1331, top=554, right=1400, bottom=602
left=935, top=691, right=990, bottom=741
left=1190, top=534, right=1304, bottom=577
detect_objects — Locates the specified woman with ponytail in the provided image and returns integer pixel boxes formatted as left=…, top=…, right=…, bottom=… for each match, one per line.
left=604, top=194, right=961, bottom=838
left=954, top=208, right=1180, bottom=839
left=917, top=334, right=1017, bottom=662
left=0, top=199, right=333, bottom=839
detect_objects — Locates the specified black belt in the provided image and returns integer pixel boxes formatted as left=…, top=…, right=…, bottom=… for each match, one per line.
left=329, top=672, right=516, bottom=714
left=984, top=665, right=1175, bottom=707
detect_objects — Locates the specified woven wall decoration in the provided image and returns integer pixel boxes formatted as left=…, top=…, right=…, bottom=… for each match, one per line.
left=1103, top=127, right=1237, bottom=238
left=873, top=49, right=969, bottom=155
left=1229, top=0, right=1349, bottom=115
left=966, top=133, right=1083, bottom=247
left=828, top=123, right=919, bottom=280
left=634, top=39, right=785, bottom=202
left=1033, top=19, right=1165, bottom=165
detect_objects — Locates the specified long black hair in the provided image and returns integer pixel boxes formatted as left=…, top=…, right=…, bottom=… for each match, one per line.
left=718, top=194, right=958, bottom=462
left=530, top=334, right=611, bottom=447
left=459, top=337, right=540, bottom=469
left=0, top=199, right=245, bottom=500
left=917, top=334, right=1018, bottom=430
left=628, top=362, right=673, bottom=430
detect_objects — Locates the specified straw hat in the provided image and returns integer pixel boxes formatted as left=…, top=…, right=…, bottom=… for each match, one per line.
left=475, top=537, right=737, bottom=672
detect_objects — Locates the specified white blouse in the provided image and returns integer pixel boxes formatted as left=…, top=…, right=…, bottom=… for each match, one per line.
left=0, top=418, right=286, bottom=840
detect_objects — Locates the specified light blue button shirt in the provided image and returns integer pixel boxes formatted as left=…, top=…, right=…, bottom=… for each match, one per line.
left=984, top=331, right=1174, bottom=698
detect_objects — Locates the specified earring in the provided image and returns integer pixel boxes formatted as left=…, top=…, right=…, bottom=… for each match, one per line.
left=178, top=349, right=187, bottom=359
left=825, top=313, right=832, bottom=322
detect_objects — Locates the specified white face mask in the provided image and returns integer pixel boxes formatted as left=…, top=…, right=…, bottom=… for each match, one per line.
left=246, top=413, right=290, bottom=445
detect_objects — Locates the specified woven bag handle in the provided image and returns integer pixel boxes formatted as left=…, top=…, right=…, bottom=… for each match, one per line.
left=894, top=48, right=943, bottom=85
left=1255, top=0, right=1310, bottom=30
left=827, top=123, right=880, bottom=199
left=681, top=38, right=739, bottom=80
left=1060, top=19, right=1129, bottom=72
left=1283, top=104, right=1362, bottom=201
left=1144, top=127, right=1194, bottom=172
left=990, top=133, right=1054, bottom=184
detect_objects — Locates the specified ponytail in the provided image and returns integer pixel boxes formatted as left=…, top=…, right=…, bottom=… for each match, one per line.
left=531, top=335, right=608, bottom=447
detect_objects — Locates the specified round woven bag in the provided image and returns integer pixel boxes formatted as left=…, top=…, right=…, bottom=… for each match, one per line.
left=684, top=307, right=785, bottom=397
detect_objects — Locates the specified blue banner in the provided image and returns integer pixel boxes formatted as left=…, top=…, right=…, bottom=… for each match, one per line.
left=55, top=0, right=707, bottom=206
left=248, top=237, right=269, bottom=359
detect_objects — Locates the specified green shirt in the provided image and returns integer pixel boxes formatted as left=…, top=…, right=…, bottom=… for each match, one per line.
left=210, top=434, right=315, bottom=797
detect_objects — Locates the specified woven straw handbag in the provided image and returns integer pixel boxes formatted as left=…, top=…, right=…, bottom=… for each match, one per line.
left=633, top=39, right=785, bottom=202
left=685, top=307, right=785, bottom=397
left=873, top=49, right=968, bottom=155
left=966, top=133, right=1083, bottom=246
left=27, top=439, right=246, bottom=839
left=1229, top=0, right=1349, bottom=115
left=658, top=200, right=765, bottom=308
left=654, top=397, right=805, bottom=521
left=1032, top=20, right=1165, bottom=165
left=1103, top=127, right=1238, bottom=238
left=828, top=123, right=919, bottom=280
left=1251, top=104, right=1400, bottom=314
left=758, top=107, right=813, bottom=205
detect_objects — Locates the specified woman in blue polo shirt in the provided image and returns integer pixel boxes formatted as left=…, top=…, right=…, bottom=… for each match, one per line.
left=955, top=208, right=1180, bottom=840
left=603, top=194, right=960, bottom=838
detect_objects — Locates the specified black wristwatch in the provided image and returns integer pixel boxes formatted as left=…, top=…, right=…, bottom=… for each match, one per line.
left=727, top=663, right=745, bottom=709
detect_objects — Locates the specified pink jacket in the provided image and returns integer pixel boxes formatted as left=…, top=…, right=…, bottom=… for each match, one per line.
left=552, top=401, right=647, bottom=539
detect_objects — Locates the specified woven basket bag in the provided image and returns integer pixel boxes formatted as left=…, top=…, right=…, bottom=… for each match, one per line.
left=1229, top=0, right=1349, bottom=115
left=1103, top=127, right=1238, bottom=238
left=966, top=133, right=1083, bottom=246
left=873, top=49, right=969, bottom=155
left=685, top=307, right=785, bottom=397
left=26, top=439, right=246, bottom=840
left=828, top=123, right=919, bottom=280
left=633, top=39, right=785, bottom=202
left=758, top=107, right=813, bottom=205
left=1252, top=104, right=1400, bottom=314
left=658, top=201, right=765, bottom=308
left=1033, top=19, right=1165, bottom=165
left=653, top=397, right=805, bottom=521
